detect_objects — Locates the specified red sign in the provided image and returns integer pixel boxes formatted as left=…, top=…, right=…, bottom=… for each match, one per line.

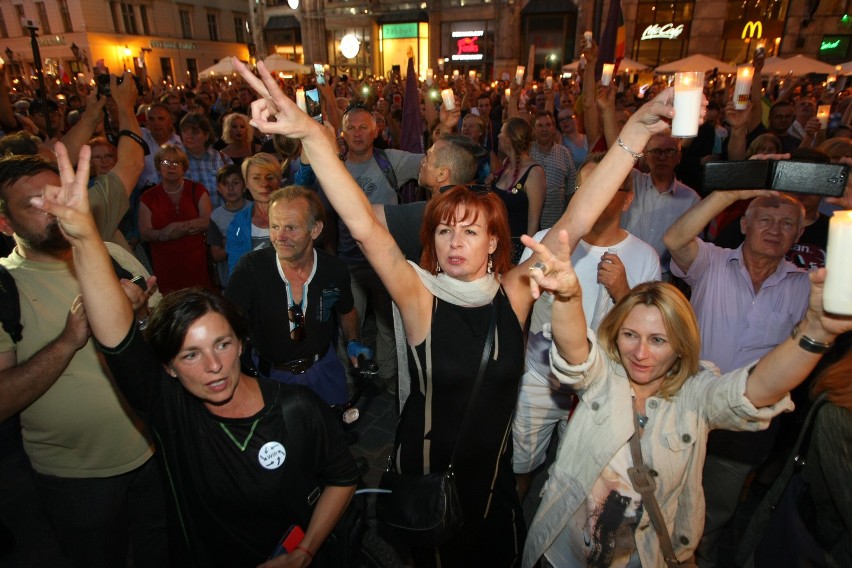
left=456, top=36, right=480, bottom=55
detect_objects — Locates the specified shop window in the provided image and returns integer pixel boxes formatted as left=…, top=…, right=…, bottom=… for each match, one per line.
left=121, top=3, right=137, bottom=35
left=59, top=0, right=73, bottom=33
left=35, top=2, right=50, bottom=34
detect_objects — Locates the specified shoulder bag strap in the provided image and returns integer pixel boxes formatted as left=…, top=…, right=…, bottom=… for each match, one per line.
left=627, top=411, right=680, bottom=568
left=447, top=301, right=497, bottom=467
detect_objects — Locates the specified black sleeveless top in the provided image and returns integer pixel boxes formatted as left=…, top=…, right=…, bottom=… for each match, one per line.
left=394, top=287, right=526, bottom=564
left=492, top=164, right=541, bottom=263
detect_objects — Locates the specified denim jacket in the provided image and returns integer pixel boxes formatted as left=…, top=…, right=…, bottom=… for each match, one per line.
left=522, top=330, right=793, bottom=568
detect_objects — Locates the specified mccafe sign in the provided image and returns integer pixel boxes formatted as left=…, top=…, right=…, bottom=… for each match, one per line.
left=640, top=23, right=685, bottom=41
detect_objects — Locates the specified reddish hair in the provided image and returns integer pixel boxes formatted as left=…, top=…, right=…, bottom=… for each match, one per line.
left=418, top=186, right=512, bottom=275
left=811, top=337, right=852, bottom=412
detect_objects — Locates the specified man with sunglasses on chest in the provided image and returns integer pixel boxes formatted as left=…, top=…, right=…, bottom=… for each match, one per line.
left=621, top=133, right=700, bottom=277
left=224, top=186, right=369, bottom=406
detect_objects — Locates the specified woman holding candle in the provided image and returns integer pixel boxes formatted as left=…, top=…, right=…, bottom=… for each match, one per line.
left=521, top=250, right=852, bottom=568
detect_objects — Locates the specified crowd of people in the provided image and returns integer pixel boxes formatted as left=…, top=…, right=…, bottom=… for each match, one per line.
left=0, top=38, right=851, bottom=568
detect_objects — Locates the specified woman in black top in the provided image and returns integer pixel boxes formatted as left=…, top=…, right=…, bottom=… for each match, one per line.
left=39, top=143, right=358, bottom=568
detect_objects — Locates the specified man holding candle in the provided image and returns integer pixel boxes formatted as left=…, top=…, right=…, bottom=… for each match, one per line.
left=663, top=190, right=810, bottom=568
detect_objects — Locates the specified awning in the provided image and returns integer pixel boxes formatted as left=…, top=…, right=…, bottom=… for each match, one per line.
left=266, top=16, right=300, bottom=30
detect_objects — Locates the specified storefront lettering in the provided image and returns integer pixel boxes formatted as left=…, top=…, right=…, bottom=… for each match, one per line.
left=37, top=36, right=66, bottom=47
left=741, top=21, right=763, bottom=39
left=640, top=23, right=684, bottom=41
left=150, top=40, right=197, bottom=50
left=821, top=39, right=842, bottom=51
left=456, top=36, right=480, bottom=55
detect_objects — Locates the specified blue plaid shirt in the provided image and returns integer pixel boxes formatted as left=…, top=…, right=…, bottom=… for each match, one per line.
left=186, top=147, right=232, bottom=209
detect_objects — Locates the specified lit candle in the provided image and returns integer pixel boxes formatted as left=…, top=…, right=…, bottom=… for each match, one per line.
left=601, top=63, right=615, bottom=87
left=453, top=70, right=459, bottom=78
left=469, top=70, right=476, bottom=82
left=425, top=68, right=433, bottom=87
left=545, top=76, right=553, bottom=89
left=295, top=88, right=307, bottom=113
left=584, top=30, right=593, bottom=48
left=504, top=88, right=511, bottom=98
left=733, top=65, right=753, bottom=110
left=817, top=105, right=831, bottom=130
left=441, top=89, right=456, bottom=111
left=824, top=210, right=852, bottom=315
left=671, top=71, right=704, bottom=138
left=515, top=65, right=525, bottom=86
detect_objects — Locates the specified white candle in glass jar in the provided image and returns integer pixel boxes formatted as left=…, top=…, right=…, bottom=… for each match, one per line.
left=817, top=105, right=831, bottom=130
left=453, top=70, right=459, bottom=78
left=733, top=65, right=753, bottom=110
left=601, top=63, right=615, bottom=87
left=546, top=76, right=553, bottom=89
left=504, top=88, right=511, bottom=98
left=584, top=30, right=593, bottom=48
left=441, top=89, right=456, bottom=110
left=515, top=65, right=525, bottom=86
left=295, top=88, right=307, bottom=113
left=671, top=71, right=704, bottom=138
left=824, top=210, right=852, bottom=315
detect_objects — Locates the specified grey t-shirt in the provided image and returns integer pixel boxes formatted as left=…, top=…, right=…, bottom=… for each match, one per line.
left=338, top=149, right=424, bottom=264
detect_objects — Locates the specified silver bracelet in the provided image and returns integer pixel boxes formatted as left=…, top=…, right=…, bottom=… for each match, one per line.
left=617, top=137, right=644, bottom=163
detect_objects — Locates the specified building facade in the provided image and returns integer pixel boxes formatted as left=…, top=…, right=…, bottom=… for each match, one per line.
left=0, top=0, right=249, bottom=88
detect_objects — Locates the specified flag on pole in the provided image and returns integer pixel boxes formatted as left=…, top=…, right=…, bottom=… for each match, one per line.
left=400, top=50, right=424, bottom=155
left=597, top=0, right=626, bottom=76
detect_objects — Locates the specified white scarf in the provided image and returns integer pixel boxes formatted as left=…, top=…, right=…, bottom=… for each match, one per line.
left=393, top=261, right=500, bottom=409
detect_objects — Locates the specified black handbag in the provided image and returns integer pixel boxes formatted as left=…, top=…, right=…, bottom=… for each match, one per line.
left=736, top=392, right=832, bottom=568
left=376, top=302, right=496, bottom=548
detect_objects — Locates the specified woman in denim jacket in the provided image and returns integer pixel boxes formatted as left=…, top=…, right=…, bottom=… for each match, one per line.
left=522, top=238, right=852, bottom=568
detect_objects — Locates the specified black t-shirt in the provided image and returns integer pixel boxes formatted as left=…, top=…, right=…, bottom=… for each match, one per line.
left=100, top=324, right=358, bottom=567
left=224, top=247, right=355, bottom=363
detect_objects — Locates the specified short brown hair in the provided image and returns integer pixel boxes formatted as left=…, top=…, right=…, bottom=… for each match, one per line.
left=269, top=185, right=326, bottom=228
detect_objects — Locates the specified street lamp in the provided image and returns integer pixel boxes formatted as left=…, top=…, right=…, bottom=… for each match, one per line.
left=70, top=42, right=90, bottom=72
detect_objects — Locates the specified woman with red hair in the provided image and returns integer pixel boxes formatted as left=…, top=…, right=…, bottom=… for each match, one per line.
left=233, top=59, right=685, bottom=567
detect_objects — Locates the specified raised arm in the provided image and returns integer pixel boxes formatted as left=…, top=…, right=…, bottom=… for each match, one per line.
left=542, top=87, right=694, bottom=255
left=57, top=90, right=106, bottom=165
left=744, top=268, right=852, bottom=407
left=232, top=59, right=431, bottom=340
left=108, top=72, right=145, bottom=194
left=663, top=189, right=765, bottom=273
left=525, top=231, right=588, bottom=364
left=31, top=143, right=134, bottom=348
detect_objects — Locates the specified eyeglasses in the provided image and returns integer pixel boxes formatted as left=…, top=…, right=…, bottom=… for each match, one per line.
left=438, top=184, right=491, bottom=194
left=646, top=148, right=680, bottom=159
left=159, top=159, right=183, bottom=168
left=288, top=304, right=305, bottom=342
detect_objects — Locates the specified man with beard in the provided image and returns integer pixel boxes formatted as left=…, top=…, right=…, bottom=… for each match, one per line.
left=225, top=186, right=368, bottom=405
left=0, top=140, right=168, bottom=565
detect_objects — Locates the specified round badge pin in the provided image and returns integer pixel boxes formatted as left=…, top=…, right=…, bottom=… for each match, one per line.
left=258, top=441, right=286, bottom=470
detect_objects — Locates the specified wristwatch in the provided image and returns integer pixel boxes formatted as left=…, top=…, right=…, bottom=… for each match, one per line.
left=790, top=322, right=834, bottom=354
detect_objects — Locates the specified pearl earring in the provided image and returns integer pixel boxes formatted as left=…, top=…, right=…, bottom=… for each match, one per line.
left=487, top=254, right=493, bottom=274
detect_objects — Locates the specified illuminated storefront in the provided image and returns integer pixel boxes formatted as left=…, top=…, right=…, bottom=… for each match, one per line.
left=438, top=21, right=494, bottom=78
left=720, top=0, right=788, bottom=63
left=380, top=20, right=429, bottom=78
left=633, top=0, right=693, bottom=67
